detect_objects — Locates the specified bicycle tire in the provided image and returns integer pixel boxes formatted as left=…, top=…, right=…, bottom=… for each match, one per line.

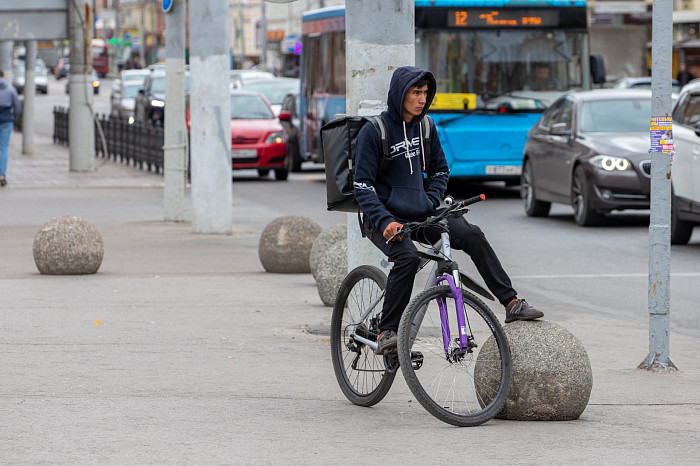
left=330, top=265, right=396, bottom=407
left=397, top=285, right=512, bottom=426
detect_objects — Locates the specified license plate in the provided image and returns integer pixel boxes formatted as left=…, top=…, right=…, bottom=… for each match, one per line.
left=485, top=165, right=521, bottom=175
left=232, top=149, right=257, bottom=159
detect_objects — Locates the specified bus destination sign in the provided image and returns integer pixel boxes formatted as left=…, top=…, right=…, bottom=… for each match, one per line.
left=447, top=9, right=560, bottom=28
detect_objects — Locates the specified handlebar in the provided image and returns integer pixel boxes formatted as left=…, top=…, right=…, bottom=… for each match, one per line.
left=386, top=194, right=486, bottom=243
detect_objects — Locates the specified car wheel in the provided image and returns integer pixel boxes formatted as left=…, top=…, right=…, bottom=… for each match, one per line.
left=257, top=169, right=270, bottom=178
left=572, top=165, right=604, bottom=226
left=670, top=190, right=693, bottom=245
left=521, top=160, right=551, bottom=217
left=274, top=167, right=289, bottom=181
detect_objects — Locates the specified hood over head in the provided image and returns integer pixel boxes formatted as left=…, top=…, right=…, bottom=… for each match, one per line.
left=387, top=66, right=436, bottom=125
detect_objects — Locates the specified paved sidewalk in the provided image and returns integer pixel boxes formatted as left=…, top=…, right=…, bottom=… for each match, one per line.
left=1, top=134, right=699, bottom=464
left=4, top=131, right=164, bottom=189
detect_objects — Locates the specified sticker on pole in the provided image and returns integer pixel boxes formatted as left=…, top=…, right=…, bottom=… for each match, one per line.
left=649, top=116, right=674, bottom=154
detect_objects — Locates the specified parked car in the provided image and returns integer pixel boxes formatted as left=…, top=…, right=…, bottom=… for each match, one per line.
left=188, top=90, right=288, bottom=180
left=521, top=89, right=654, bottom=226
left=670, top=81, right=700, bottom=244
left=279, top=89, right=302, bottom=172
left=12, top=60, right=49, bottom=94
left=110, top=80, right=142, bottom=120
left=612, top=77, right=681, bottom=95
left=229, top=69, right=275, bottom=91
left=134, top=70, right=191, bottom=125
left=240, top=77, right=299, bottom=116
left=64, top=70, right=101, bottom=95
left=118, top=69, right=150, bottom=86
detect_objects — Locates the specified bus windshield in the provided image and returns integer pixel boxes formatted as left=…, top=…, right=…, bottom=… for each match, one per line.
left=416, top=29, right=587, bottom=109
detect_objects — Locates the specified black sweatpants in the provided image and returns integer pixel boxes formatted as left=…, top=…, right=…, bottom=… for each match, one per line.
left=362, top=213, right=517, bottom=332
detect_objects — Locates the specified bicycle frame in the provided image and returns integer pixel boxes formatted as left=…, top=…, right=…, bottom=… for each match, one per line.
left=430, top=228, right=472, bottom=358
left=349, top=221, right=473, bottom=358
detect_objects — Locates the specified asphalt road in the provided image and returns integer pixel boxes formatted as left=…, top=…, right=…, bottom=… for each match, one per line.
left=24, top=73, right=700, bottom=337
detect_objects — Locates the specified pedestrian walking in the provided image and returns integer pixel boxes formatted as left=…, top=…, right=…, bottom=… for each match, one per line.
left=0, top=69, right=22, bottom=187
left=677, top=62, right=694, bottom=87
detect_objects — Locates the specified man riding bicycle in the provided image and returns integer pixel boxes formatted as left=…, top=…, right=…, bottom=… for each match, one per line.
left=353, top=66, right=544, bottom=355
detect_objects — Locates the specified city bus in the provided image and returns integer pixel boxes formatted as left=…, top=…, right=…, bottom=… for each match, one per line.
left=300, top=0, right=602, bottom=183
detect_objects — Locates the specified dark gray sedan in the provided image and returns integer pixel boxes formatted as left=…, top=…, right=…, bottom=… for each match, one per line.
left=521, top=89, right=653, bottom=226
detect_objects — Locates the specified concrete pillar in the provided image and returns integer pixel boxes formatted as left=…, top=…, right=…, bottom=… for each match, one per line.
left=69, top=0, right=95, bottom=171
left=345, top=0, right=415, bottom=272
left=163, top=0, right=187, bottom=222
left=0, top=41, right=12, bottom=87
left=189, top=0, right=233, bottom=233
left=22, top=40, right=37, bottom=155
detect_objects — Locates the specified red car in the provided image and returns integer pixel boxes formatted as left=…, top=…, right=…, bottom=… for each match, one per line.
left=187, top=90, right=290, bottom=180
left=229, top=90, right=289, bottom=180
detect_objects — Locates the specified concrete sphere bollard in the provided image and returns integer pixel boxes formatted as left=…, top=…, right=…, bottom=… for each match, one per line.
left=475, top=320, right=592, bottom=421
left=310, top=223, right=346, bottom=282
left=33, top=215, right=104, bottom=275
left=316, top=240, right=347, bottom=307
left=258, top=215, right=321, bottom=273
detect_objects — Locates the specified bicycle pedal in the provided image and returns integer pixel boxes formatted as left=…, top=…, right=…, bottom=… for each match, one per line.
left=411, top=351, right=424, bottom=370
left=384, top=352, right=400, bottom=373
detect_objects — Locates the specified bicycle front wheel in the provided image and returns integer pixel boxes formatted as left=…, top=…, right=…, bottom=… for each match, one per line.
left=330, top=265, right=396, bottom=407
left=397, top=285, right=512, bottom=426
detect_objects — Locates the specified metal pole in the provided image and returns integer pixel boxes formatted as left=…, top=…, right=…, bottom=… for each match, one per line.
left=0, top=42, right=13, bottom=87
left=22, top=40, right=37, bottom=155
left=69, top=0, right=95, bottom=172
left=640, top=0, right=677, bottom=371
left=164, top=0, right=187, bottom=222
left=107, top=0, right=119, bottom=78
left=238, top=1, right=246, bottom=67
left=260, top=0, right=267, bottom=70
left=140, top=0, right=146, bottom=66
left=189, top=0, right=233, bottom=233
left=345, top=0, right=415, bottom=273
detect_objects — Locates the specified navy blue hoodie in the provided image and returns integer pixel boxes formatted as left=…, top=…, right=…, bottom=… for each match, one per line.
left=353, top=66, right=449, bottom=235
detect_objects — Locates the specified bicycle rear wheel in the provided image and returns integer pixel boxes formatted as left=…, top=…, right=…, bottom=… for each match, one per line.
left=330, top=265, right=396, bottom=407
left=397, top=285, right=512, bottom=426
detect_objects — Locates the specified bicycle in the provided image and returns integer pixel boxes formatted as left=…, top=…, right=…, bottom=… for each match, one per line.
left=330, top=194, right=512, bottom=426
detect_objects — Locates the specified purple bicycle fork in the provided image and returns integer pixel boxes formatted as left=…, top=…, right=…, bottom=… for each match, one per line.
left=434, top=273, right=468, bottom=358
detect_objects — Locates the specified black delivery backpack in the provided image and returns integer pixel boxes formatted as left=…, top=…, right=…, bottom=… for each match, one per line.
left=321, top=114, right=433, bottom=212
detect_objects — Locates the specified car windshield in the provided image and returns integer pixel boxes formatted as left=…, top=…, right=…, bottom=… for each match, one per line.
left=416, top=28, right=587, bottom=108
left=231, top=94, right=274, bottom=119
left=122, top=84, right=141, bottom=99
left=123, top=73, right=147, bottom=83
left=151, top=76, right=190, bottom=93
left=580, top=98, right=651, bottom=132
left=243, top=80, right=299, bottom=105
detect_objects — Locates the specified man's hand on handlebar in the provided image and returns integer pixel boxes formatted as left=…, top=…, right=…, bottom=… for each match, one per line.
left=384, top=221, right=403, bottom=242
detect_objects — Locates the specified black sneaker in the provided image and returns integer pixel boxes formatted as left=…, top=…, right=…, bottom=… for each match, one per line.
left=0, top=176, right=6, bottom=187
left=505, top=299, right=544, bottom=323
left=375, top=330, right=397, bottom=355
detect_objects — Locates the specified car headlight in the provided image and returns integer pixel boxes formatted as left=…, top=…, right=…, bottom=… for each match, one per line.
left=265, top=131, right=287, bottom=144
left=150, top=99, right=165, bottom=107
left=588, top=155, right=631, bottom=172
